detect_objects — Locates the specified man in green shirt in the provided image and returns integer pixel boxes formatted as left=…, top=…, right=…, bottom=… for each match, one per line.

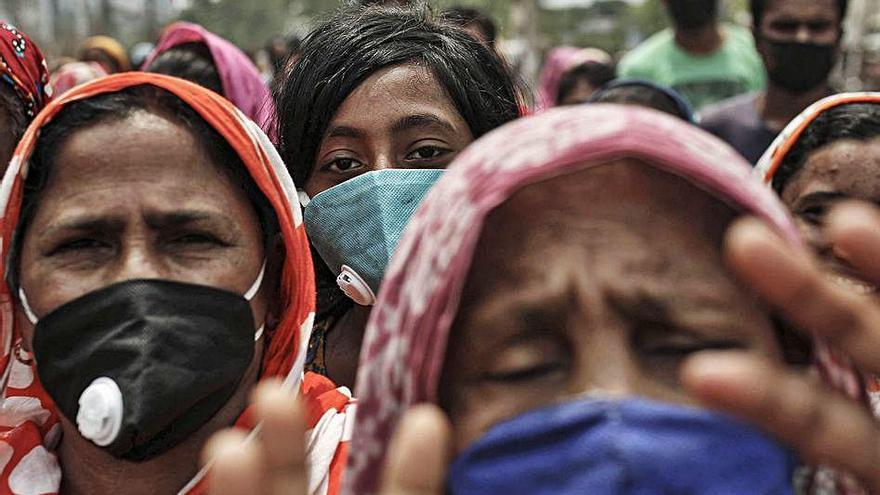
left=619, top=0, right=766, bottom=111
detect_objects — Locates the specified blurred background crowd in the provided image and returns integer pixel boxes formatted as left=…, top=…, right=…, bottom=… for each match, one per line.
left=3, top=0, right=880, bottom=92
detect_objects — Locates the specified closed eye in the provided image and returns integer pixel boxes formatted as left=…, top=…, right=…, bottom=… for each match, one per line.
left=640, top=339, right=744, bottom=357
left=482, top=361, right=568, bottom=383
left=47, top=237, right=110, bottom=256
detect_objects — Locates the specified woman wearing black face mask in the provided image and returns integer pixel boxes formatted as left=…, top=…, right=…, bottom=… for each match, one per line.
left=0, top=73, right=352, bottom=495
left=700, top=0, right=846, bottom=164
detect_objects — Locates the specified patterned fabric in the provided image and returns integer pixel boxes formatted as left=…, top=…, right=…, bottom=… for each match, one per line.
left=0, top=23, right=50, bottom=118
left=346, top=104, right=866, bottom=494
left=49, top=61, right=107, bottom=96
left=142, top=22, right=276, bottom=138
left=0, top=73, right=352, bottom=495
left=534, top=46, right=612, bottom=112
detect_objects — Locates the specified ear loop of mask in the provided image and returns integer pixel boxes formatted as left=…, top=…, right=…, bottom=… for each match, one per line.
left=18, top=259, right=268, bottom=341
left=245, top=260, right=267, bottom=341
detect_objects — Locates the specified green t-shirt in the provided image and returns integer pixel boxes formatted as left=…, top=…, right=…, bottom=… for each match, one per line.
left=619, top=25, right=766, bottom=111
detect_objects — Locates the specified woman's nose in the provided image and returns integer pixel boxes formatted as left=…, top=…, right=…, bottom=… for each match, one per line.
left=572, top=334, right=641, bottom=397
left=113, top=247, right=167, bottom=283
left=795, top=26, right=812, bottom=44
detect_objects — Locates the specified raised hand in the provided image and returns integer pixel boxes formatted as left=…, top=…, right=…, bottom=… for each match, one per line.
left=203, top=380, right=452, bottom=495
left=682, top=202, right=880, bottom=490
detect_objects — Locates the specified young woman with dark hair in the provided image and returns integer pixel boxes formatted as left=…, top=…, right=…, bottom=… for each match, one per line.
left=275, top=4, right=523, bottom=391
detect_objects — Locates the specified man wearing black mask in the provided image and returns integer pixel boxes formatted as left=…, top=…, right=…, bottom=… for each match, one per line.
left=619, top=0, right=766, bottom=111
left=701, top=0, right=846, bottom=164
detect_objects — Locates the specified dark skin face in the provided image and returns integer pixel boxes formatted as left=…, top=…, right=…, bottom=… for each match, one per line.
left=755, top=0, right=841, bottom=66
left=440, top=162, right=782, bottom=451
left=17, top=110, right=275, bottom=494
left=781, top=138, right=880, bottom=291
left=308, top=63, right=475, bottom=390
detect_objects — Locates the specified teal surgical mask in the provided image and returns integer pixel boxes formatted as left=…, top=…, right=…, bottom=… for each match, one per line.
left=303, top=169, right=443, bottom=306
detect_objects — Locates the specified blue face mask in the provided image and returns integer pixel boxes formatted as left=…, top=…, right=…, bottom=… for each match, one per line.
left=303, top=169, right=443, bottom=306
left=448, top=397, right=796, bottom=495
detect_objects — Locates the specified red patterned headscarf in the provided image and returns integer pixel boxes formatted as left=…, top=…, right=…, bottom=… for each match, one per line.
left=0, top=73, right=352, bottom=495
left=0, top=22, right=50, bottom=118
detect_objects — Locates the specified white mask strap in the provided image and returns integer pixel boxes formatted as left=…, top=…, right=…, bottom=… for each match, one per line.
left=297, top=189, right=311, bottom=207
left=243, top=260, right=267, bottom=302
left=18, top=288, right=38, bottom=325
left=245, top=260, right=268, bottom=342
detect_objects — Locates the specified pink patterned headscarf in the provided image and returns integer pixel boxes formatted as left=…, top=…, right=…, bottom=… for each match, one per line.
left=142, top=22, right=276, bottom=136
left=345, top=104, right=868, bottom=495
left=535, top=46, right=612, bottom=112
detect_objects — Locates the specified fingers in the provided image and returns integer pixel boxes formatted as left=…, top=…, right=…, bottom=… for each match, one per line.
left=203, top=379, right=307, bottom=495
left=203, top=428, right=267, bottom=495
left=252, top=379, right=307, bottom=495
left=381, top=405, right=453, bottom=495
left=724, top=218, right=880, bottom=372
left=682, top=352, right=880, bottom=491
left=827, top=202, right=880, bottom=284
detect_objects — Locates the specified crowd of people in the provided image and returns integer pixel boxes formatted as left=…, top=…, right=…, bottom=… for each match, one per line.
left=0, top=0, right=878, bottom=494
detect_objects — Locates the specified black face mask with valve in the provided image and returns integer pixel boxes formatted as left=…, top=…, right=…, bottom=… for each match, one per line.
left=764, top=39, right=837, bottom=93
left=29, top=279, right=257, bottom=462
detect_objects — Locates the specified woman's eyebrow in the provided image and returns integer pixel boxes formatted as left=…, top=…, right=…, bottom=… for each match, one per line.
left=41, top=215, right=125, bottom=237
left=324, top=124, right=366, bottom=140
left=142, top=209, right=236, bottom=230
left=607, top=286, right=738, bottom=333
left=391, top=113, right=457, bottom=135
left=796, top=190, right=847, bottom=205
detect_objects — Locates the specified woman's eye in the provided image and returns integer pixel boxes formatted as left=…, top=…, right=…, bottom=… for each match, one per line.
left=405, top=146, right=450, bottom=161
left=799, top=205, right=828, bottom=225
left=49, top=238, right=108, bottom=256
left=483, top=362, right=568, bottom=383
left=170, top=233, right=225, bottom=247
left=642, top=340, right=743, bottom=358
left=328, top=157, right=364, bottom=173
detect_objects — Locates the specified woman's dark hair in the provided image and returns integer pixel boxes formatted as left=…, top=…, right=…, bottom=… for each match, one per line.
left=443, top=6, right=498, bottom=46
left=751, top=0, right=848, bottom=28
left=275, top=4, right=523, bottom=185
left=557, top=62, right=616, bottom=104
left=0, top=83, right=30, bottom=150
left=9, top=84, right=277, bottom=289
left=145, top=42, right=224, bottom=96
left=591, top=83, right=693, bottom=122
left=772, top=103, right=880, bottom=193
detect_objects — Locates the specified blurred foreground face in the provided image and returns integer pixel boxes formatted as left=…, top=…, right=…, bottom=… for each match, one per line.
left=440, top=162, right=782, bottom=449
left=304, top=64, right=474, bottom=197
